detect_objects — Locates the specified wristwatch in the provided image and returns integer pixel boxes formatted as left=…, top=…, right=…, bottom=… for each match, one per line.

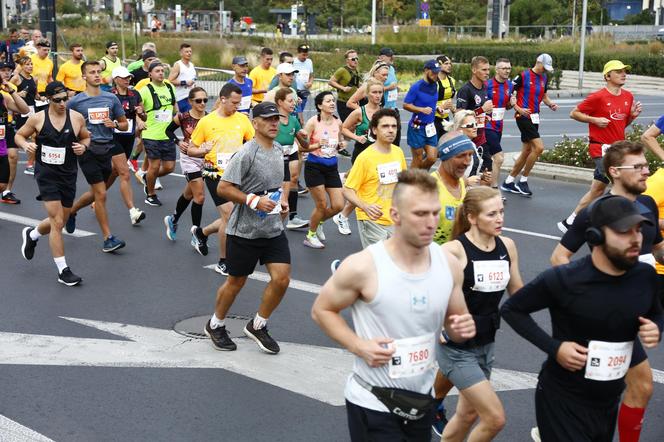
left=113, top=120, right=119, bottom=129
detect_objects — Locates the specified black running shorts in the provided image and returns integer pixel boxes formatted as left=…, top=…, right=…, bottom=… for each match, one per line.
left=516, top=116, right=540, bottom=142
left=346, top=400, right=434, bottom=442
left=226, top=232, right=291, bottom=277
left=34, top=163, right=77, bottom=207
left=78, top=149, right=113, bottom=185
left=304, top=161, right=342, bottom=189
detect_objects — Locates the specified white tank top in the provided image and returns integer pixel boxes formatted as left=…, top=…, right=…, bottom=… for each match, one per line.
left=344, top=241, right=453, bottom=412
left=174, top=60, right=197, bottom=101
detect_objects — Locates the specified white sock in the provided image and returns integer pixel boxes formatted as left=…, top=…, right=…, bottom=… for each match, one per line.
left=210, top=313, right=225, bottom=329
left=505, top=175, right=515, bottom=184
left=54, top=256, right=67, bottom=273
left=566, top=213, right=577, bottom=225
left=519, top=176, right=528, bottom=183
left=2, top=189, right=10, bottom=196
left=30, top=228, right=42, bottom=240
left=253, top=313, right=268, bottom=330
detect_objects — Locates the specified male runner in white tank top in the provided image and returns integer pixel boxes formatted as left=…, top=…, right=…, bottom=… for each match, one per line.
left=168, top=43, right=196, bottom=113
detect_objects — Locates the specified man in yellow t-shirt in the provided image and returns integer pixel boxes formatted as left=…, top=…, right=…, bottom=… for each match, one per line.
left=30, top=39, right=53, bottom=107
left=55, top=43, right=85, bottom=96
left=249, top=47, right=276, bottom=106
left=344, top=108, right=406, bottom=249
left=643, top=167, right=664, bottom=305
left=189, top=82, right=255, bottom=274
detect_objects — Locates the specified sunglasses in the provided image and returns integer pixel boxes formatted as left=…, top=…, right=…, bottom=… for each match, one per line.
left=613, top=163, right=649, bottom=171
left=349, top=57, right=359, bottom=61
left=193, top=98, right=208, bottom=104
left=460, top=123, right=477, bottom=129
left=51, top=96, right=68, bottom=103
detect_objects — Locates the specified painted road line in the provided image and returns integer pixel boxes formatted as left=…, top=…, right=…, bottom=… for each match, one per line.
left=0, top=211, right=95, bottom=237
left=0, top=414, right=55, bottom=442
left=203, top=264, right=322, bottom=294
left=502, top=227, right=561, bottom=241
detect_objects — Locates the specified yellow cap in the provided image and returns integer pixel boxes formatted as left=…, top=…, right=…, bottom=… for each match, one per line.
left=603, top=60, right=631, bottom=76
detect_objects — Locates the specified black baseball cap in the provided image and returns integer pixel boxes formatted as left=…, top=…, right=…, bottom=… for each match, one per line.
left=106, top=41, right=118, bottom=49
left=252, top=101, right=283, bottom=119
left=590, top=195, right=653, bottom=233
left=297, top=44, right=310, bottom=52
left=142, top=50, right=157, bottom=60
left=232, top=56, right=248, bottom=65
left=148, top=60, right=163, bottom=72
left=0, top=62, right=12, bottom=70
left=45, top=81, right=67, bottom=97
left=379, top=47, right=394, bottom=56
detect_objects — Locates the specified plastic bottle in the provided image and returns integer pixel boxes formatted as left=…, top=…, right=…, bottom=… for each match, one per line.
left=257, top=189, right=282, bottom=218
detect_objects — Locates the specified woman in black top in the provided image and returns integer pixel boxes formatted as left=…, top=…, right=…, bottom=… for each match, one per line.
left=11, top=56, right=38, bottom=131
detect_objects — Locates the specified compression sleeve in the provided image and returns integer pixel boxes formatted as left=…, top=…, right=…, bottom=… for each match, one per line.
left=165, top=120, right=179, bottom=143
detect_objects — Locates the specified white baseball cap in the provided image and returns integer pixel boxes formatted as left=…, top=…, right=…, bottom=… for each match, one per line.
left=112, top=66, right=133, bottom=79
left=276, top=62, right=298, bottom=75
left=536, top=53, right=554, bottom=72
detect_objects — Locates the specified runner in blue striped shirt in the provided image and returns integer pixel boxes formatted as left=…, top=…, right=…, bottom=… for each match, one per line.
left=485, top=58, right=514, bottom=188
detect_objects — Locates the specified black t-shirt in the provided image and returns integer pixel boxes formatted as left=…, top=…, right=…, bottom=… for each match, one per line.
left=501, top=256, right=662, bottom=404
left=561, top=194, right=662, bottom=255
left=130, top=67, right=149, bottom=86
left=456, top=81, right=488, bottom=146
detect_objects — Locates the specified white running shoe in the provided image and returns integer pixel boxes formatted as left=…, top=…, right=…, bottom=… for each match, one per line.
left=135, top=170, right=146, bottom=185
left=530, top=427, right=541, bottom=442
left=333, top=213, right=351, bottom=235
left=155, top=177, right=164, bottom=190
left=316, top=223, right=326, bottom=242
left=129, top=207, right=146, bottom=225
left=286, top=216, right=309, bottom=229
left=303, top=234, right=325, bottom=249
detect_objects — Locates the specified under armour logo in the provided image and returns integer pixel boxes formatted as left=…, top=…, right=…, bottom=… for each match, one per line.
left=412, top=296, right=427, bottom=305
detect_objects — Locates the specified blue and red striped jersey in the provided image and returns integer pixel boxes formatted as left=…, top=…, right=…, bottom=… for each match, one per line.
left=514, top=69, right=548, bottom=118
left=486, top=78, right=513, bottom=132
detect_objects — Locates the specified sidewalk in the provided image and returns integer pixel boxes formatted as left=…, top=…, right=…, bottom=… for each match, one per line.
left=501, top=151, right=593, bottom=184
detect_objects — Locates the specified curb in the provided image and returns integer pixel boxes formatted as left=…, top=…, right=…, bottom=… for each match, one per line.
left=500, top=152, right=593, bottom=185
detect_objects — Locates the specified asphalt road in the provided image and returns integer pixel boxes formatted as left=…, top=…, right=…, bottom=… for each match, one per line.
left=1, top=94, right=663, bottom=441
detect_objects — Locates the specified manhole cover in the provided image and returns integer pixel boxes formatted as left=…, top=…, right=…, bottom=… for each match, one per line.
left=173, top=314, right=252, bottom=339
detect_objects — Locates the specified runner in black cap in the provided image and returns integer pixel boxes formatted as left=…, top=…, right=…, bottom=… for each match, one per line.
left=228, top=55, right=252, bottom=115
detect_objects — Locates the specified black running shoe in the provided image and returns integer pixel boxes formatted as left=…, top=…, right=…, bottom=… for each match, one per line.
left=65, top=212, right=77, bottom=234
left=337, top=148, right=351, bottom=157
left=244, top=319, right=280, bottom=354
left=1, top=191, right=20, bottom=204
left=21, top=227, right=37, bottom=260
left=145, top=194, right=162, bottom=206
left=190, top=226, right=209, bottom=256
left=515, top=181, right=533, bottom=197
left=58, top=267, right=82, bottom=286
left=204, top=320, right=237, bottom=351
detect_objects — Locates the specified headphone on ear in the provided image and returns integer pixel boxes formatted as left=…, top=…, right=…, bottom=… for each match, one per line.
left=584, top=194, right=619, bottom=246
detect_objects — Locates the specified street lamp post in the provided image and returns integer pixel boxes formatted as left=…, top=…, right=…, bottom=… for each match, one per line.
left=578, top=0, right=588, bottom=90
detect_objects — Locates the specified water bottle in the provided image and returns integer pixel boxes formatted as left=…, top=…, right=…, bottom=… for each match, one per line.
left=257, top=189, right=282, bottom=219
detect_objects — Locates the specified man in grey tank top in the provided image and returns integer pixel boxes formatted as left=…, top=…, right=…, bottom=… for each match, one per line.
left=312, top=168, right=476, bottom=441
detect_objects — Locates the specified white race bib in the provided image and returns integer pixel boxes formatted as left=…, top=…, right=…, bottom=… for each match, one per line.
left=388, top=334, right=436, bottom=379
left=639, top=253, right=656, bottom=268
left=88, top=107, right=110, bottom=124
left=601, top=143, right=611, bottom=157
left=321, top=146, right=337, bottom=158
left=472, top=260, right=510, bottom=293
left=41, top=144, right=66, bottom=165
left=216, top=152, right=233, bottom=171
left=21, top=105, right=35, bottom=118
left=387, top=89, right=398, bottom=102
left=585, top=340, right=633, bottom=381
left=0, top=124, right=5, bottom=140
left=476, top=113, right=486, bottom=129
left=424, top=122, right=436, bottom=137
left=377, top=161, right=400, bottom=185
left=240, top=95, right=251, bottom=111
left=491, top=107, right=506, bottom=121
left=114, top=119, right=134, bottom=134
left=530, top=113, right=540, bottom=124
left=154, top=109, right=172, bottom=123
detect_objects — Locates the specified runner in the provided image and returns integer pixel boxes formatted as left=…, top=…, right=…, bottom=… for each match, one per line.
left=346, top=61, right=389, bottom=111
left=263, top=62, right=298, bottom=104
left=0, top=28, right=24, bottom=69
left=434, top=55, right=456, bottom=139
left=446, top=110, right=492, bottom=185
left=293, top=44, right=314, bottom=125
left=168, top=43, right=196, bottom=113
left=643, top=162, right=664, bottom=309
left=26, top=38, right=52, bottom=175
left=129, top=50, right=157, bottom=86
left=502, top=194, right=662, bottom=442
left=189, top=82, right=254, bottom=275
left=550, top=141, right=664, bottom=442
left=227, top=56, right=253, bottom=115
left=312, top=168, right=476, bottom=441
left=485, top=57, right=514, bottom=188
left=378, top=47, right=401, bottom=146
left=501, top=54, right=559, bottom=197
left=99, top=41, right=121, bottom=92
left=55, top=43, right=85, bottom=96
left=249, top=47, right=276, bottom=106
left=302, top=91, right=346, bottom=249
left=558, top=60, right=643, bottom=233
left=126, top=43, right=156, bottom=72
left=436, top=186, right=523, bottom=440
left=163, top=86, right=208, bottom=241
left=403, top=60, right=440, bottom=170
left=329, top=49, right=361, bottom=123
left=65, top=61, right=129, bottom=252
left=204, top=101, right=290, bottom=354
left=0, top=67, right=29, bottom=204
left=16, top=81, right=90, bottom=285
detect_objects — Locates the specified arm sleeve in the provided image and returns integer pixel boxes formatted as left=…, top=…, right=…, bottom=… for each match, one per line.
left=500, top=269, right=563, bottom=358
left=165, top=120, right=179, bottom=143
left=560, top=208, right=590, bottom=253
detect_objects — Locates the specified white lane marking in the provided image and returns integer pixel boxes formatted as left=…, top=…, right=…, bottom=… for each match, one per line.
left=0, top=211, right=95, bottom=237
left=0, top=414, right=55, bottom=442
left=203, top=264, right=322, bottom=294
left=502, top=227, right=561, bottom=241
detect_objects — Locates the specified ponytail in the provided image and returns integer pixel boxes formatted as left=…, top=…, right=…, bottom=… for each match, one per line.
left=451, top=204, right=471, bottom=240
left=451, top=187, right=501, bottom=240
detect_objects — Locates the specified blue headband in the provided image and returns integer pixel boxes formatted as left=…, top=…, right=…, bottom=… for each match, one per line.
left=438, top=134, right=475, bottom=161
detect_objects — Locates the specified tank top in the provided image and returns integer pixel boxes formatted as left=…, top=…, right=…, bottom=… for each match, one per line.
left=174, top=60, right=197, bottom=101
left=101, top=56, right=121, bottom=83
left=36, top=109, right=78, bottom=174
left=354, top=105, right=371, bottom=137
left=451, top=233, right=511, bottom=348
left=0, top=98, right=8, bottom=155
left=307, top=116, right=340, bottom=167
left=178, top=111, right=204, bottom=174
left=435, top=76, right=456, bottom=119
left=432, top=171, right=466, bottom=245
left=344, top=241, right=453, bottom=412
left=17, top=74, right=37, bottom=108
left=112, top=88, right=141, bottom=136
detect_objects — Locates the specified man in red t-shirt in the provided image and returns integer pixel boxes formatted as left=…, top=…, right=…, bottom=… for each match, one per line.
left=558, top=60, right=642, bottom=233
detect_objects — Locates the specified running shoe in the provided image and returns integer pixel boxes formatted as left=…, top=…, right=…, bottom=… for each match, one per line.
left=557, top=219, right=570, bottom=234
left=338, top=148, right=351, bottom=157
left=58, top=267, right=82, bottom=286
left=145, top=195, right=162, bottom=207
left=130, top=207, right=146, bottom=225
left=204, top=320, right=237, bottom=351
left=215, top=259, right=228, bottom=276
left=515, top=181, right=533, bottom=197
left=21, top=227, right=37, bottom=260
left=127, top=159, right=138, bottom=173
left=1, top=191, right=20, bottom=204
left=155, top=177, right=163, bottom=190
left=24, top=165, right=34, bottom=175
left=499, top=180, right=522, bottom=194
left=244, top=319, right=280, bottom=354
left=65, top=213, right=77, bottom=234
left=333, top=213, right=351, bottom=235
left=432, top=400, right=448, bottom=437
left=102, top=235, right=126, bottom=253
left=286, top=216, right=309, bottom=229
left=164, top=215, right=177, bottom=240
left=304, top=233, right=325, bottom=249
left=297, top=183, right=308, bottom=195
left=135, top=170, right=146, bottom=185
left=530, top=427, right=541, bottom=442
left=190, top=226, right=209, bottom=256
left=316, top=223, right=326, bottom=241
left=330, top=259, right=341, bottom=274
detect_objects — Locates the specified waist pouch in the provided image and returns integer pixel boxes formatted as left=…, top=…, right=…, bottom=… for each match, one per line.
left=353, top=374, right=435, bottom=421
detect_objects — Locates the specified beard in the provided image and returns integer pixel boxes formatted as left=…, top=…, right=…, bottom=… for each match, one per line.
left=602, top=242, right=639, bottom=270
left=622, top=180, right=647, bottom=195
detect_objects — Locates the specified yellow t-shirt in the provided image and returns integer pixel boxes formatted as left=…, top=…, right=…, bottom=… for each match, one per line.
left=31, top=54, right=53, bottom=93
left=432, top=171, right=466, bottom=245
left=135, top=78, right=173, bottom=91
left=249, top=65, right=277, bottom=105
left=643, top=168, right=664, bottom=275
left=191, top=111, right=255, bottom=174
left=435, top=76, right=456, bottom=119
left=344, top=144, right=407, bottom=226
left=55, top=60, right=85, bottom=92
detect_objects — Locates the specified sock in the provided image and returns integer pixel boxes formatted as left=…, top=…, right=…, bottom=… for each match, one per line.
left=130, top=150, right=140, bottom=160
left=253, top=313, right=268, bottom=330
left=307, top=230, right=316, bottom=238
left=505, top=175, right=515, bottom=184
left=566, top=213, right=577, bottom=225
left=30, top=228, right=42, bottom=240
left=173, top=195, right=191, bottom=223
left=210, top=313, right=225, bottom=329
left=54, top=256, right=67, bottom=273
left=519, top=176, right=528, bottom=183
left=2, top=189, right=9, bottom=196
left=288, top=190, right=298, bottom=218
left=191, top=202, right=203, bottom=227
left=618, top=403, right=645, bottom=442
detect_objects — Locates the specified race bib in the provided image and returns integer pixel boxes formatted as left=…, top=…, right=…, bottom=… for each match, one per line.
left=472, top=260, right=510, bottom=292
left=41, top=144, right=66, bottom=165
left=321, top=146, right=337, bottom=158
left=296, top=70, right=310, bottom=86
left=585, top=340, right=633, bottom=381
left=492, top=107, right=506, bottom=122
left=476, top=113, right=486, bottom=129
left=282, top=144, right=293, bottom=158
left=88, top=107, right=110, bottom=124
left=240, top=95, right=251, bottom=111
left=154, top=109, right=172, bottom=123
left=216, top=152, right=233, bottom=171
left=377, top=161, right=400, bottom=185
left=424, top=122, right=436, bottom=137
left=387, top=89, right=398, bottom=102
left=601, top=143, right=611, bottom=157
left=639, top=253, right=656, bottom=268
left=388, top=334, right=436, bottom=379
left=114, top=119, right=134, bottom=134
left=21, top=105, right=35, bottom=118
left=0, top=124, right=5, bottom=140
left=530, top=113, right=540, bottom=124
